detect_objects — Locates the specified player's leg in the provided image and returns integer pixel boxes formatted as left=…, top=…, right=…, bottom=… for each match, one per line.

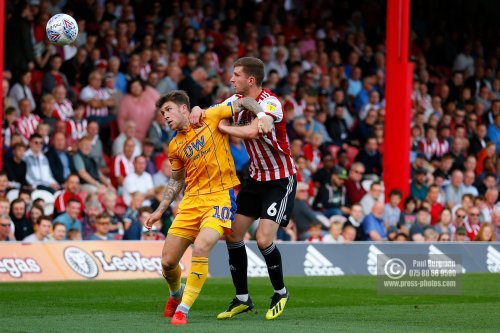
left=218, top=181, right=259, bottom=319
left=256, top=175, right=296, bottom=320
left=217, top=214, right=255, bottom=319
left=161, top=233, right=192, bottom=317
left=171, top=226, right=222, bottom=325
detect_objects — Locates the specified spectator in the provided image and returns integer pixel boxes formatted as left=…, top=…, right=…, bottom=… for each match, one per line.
left=341, top=224, right=357, bottom=243
left=383, top=189, right=402, bottom=227
left=475, top=223, right=496, bottom=242
left=86, top=120, right=105, bottom=168
left=10, top=198, right=32, bottom=240
left=4, top=143, right=29, bottom=189
left=117, top=78, right=159, bottom=141
left=363, top=202, right=386, bottom=241
left=355, top=137, right=382, bottom=176
left=65, top=103, right=88, bottom=148
left=305, top=221, right=324, bottom=243
left=73, top=136, right=113, bottom=194
left=455, top=227, right=468, bottom=242
left=291, top=182, right=328, bottom=239
left=51, top=85, right=74, bottom=121
left=0, top=214, right=14, bottom=241
left=79, top=71, right=115, bottom=126
left=90, top=212, right=114, bottom=240
left=423, top=228, right=439, bottom=242
left=42, top=55, right=73, bottom=99
left=229, top=135, right=249, bottom=179
left=434, top=208, right=453, bottom=235
left=153, top=158, right=172, bottom=188
left=475, top=142, right=497, bottom=176
left=122, top=156, right=155, bottom=206
left=112, top=120, right=142, bottom=157
left=81, top=197, right=103, bottom=240
left=468, top=123, right=490, bottom=156
left=313, top=166, right=349, bottom=218
left=111, top=138, right=135, bottom=189
left=15, top=98, right=41, bottom=145
left=487, top=113, right=500, bottom=153
left=323, top=221, right=344, bottom=243
left=426, top=185, right=444, bottom=225
left=53, top=199, right=82, bottom=238
left=344, top=203, right=365, bottom=241
left=482, top=189, right=499, bottom=223
left=46, top=132, right=75, bottom=185
left=122, top=192, right=145, bottom=240
left=9, top=70, right=36, bottom=112
left=312, top=154, right=335, bottom=188
left=102, top=191, right=124, bottom=237
left=462, top=171, right=479, bottom=197
left=28, top=204, right=44, bottom=231
left=360, top=181, right=384, bottom=216
left=23, top=215, right=52, bottom=242
left=409, top=207, right=431, bottom=241
left=326, top=104, right=350, bottom=147
left=24, top=134, right=60, bottom=193
left=54, top=174, right=84, bottom=217
left=492, top=209, right=500, bottom=241
left=410, top=168, right=428, bottom=202
left=147, top=110, right=172, bottom=153
left=445, top=169, right=466, bottom=208
left=49, top=222, right=67, bottom=241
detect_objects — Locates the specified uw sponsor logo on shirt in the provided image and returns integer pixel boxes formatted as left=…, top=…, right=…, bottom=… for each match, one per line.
left=183, top=136, right=206, bottom=158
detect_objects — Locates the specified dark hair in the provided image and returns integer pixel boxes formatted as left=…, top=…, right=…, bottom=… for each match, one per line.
left=403, top=196, right=417, bottom=209
left=389, top=189, right=403, bottom=198
left=233, top=57, right=265, bottom=86
left=67, top=198, right=81, bottom=206
left=5, top=106, right=16, bottom=115
left=29, top=133, right=43, bottom=141
left=155, top=90, right=191, bottom=111
left=417, top=207, right=429, bottom=214
left=32, top=199, right=45, bottom=208
left=36, top=215, right=52, bottom=225
left=370, top=181, right=381, bottom=190
left=126, top=78, right=145, bottom=94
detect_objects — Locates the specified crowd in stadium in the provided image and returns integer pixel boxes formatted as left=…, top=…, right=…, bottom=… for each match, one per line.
left=0, top=0, right=499, bottom=243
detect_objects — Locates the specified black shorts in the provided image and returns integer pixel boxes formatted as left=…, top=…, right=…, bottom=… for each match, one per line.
left=236, top=175, right=297, bottom=227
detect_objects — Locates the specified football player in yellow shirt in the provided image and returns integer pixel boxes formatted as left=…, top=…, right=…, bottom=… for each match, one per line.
left=144, top=90, right=271, bottom=325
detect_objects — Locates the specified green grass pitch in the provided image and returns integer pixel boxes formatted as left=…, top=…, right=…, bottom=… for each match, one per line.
left=1, top=274, right=499, bottom=333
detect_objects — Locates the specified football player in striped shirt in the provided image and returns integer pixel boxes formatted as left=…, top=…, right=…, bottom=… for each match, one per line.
left=191, top=57, right=297, bottom=320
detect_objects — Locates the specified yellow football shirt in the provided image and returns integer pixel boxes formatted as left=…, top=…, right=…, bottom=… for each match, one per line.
left=168, top=102, right=240, bottom=196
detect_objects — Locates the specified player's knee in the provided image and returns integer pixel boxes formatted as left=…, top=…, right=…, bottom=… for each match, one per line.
left=256, top=234, right=273, bottom=250
left=191, top=245, right=210, bottom=258
left=161, top=256, right=178, bottom=271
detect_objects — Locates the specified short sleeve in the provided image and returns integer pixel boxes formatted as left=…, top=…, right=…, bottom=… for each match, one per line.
left=79, top=87, right=93, bottom=102
left=261, top=97, right=283, bottom=122
left=204, top=102, right=233, bottom=123
left=73, top=154, right=85, bottom=171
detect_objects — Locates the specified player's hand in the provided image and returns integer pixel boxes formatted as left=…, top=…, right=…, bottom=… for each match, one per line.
left=190, top=106, right=206, bottom=128
left=144, top=210, right=162, bottom=231
left=258, top=115, right=274, bottom=134
left=218, top=119, right=231, bottom=133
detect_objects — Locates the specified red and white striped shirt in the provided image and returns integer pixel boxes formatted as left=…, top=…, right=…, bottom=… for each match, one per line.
left=227, top=88, right=296, bottom=181
left=80, top=86, right=110, bottom=117
left=112, top=153, right=134, bottom=187
left=16, top=114, right=41, bottom=144
left=52, top=99, right=74, bottom=121
left=66, top=119, right=88, bottom=141
left=419, top=138, right=449, bottom=159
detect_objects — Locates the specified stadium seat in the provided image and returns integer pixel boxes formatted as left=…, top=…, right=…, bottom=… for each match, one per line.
left=31, top=190, right=56, bottom=205
left=6, top=189, right=19, bottom=203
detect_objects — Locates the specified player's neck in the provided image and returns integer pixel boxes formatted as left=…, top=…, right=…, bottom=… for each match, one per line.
left=245, top=86, right=263, bottom=100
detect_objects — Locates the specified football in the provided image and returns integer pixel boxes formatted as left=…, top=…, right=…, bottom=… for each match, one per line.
left=46, top=13, right=78, bottom=45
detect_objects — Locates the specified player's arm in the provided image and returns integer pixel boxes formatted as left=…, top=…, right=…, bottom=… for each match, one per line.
left=144, top=168, right=185, bottom=230
left=232, top=97, right=274, bottom=134
left=218, top=117, right=260, bottom=140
